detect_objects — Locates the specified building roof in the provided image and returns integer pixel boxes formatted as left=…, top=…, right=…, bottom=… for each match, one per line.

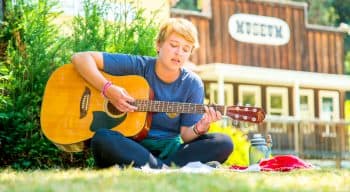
left=197, top=63, right=350, bottom=91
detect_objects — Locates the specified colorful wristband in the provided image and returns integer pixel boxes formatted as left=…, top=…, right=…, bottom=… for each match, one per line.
left=101, top=81, right=112, bottom=98
left=193, top=124, right=202, bottom=136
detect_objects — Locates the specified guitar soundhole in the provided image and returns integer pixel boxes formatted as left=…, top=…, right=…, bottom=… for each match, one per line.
left=105, top=101, right=125, bottom=118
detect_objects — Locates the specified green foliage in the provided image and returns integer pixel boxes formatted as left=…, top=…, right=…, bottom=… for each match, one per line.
left=70, top=0, right=109, bottom=52
left=106, top=7, right=159, bottom=56
left=333, top=0, right=350, bottom=24
left=345, top=52, right=350, bottom=75
left=0, top=0, right=159, bottom=169
left=0, top=0, right=73, bottom=169
left=70, top=0, right=158, bottom=56
left=293, top=0, right=339, bottom=26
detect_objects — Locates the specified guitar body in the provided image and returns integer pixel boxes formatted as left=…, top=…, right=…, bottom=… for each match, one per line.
left=41, top=64, right=151, bottom=152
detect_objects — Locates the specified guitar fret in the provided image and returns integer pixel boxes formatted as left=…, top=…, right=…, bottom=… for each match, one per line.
left=161, top=101, right=164, bottom=112
left=133, top=100, right=265, bottom=123
left=197, top=105, right=201, bottom=113
left=154, top=101, right=157, bottom=111
left=136, top=101, right=226, bottom=115
left=167, top=101, right=171, bottom=112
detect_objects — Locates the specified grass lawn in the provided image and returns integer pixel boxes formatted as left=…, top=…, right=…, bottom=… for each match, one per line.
left=1, top=167, right=349, bottom=191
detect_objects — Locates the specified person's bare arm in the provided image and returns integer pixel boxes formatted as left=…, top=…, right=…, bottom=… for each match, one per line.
left=180, top=106, right=222, bottom=143
left=71, top=51, right=137, bottom=112
left=71, top=51, right=106, bottom=91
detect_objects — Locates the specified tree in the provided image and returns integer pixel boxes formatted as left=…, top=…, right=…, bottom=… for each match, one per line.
left=333, top=0, right=350, bottom=24
left=333, top=0, right=350, bottom=74
left=293, top=0, right=338, bottom=26
left=0, top=0, right=4, bottom=22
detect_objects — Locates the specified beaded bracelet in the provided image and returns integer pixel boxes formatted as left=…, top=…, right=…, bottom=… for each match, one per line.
left=192, top=124, right=202, bottom=136
left=101, top=81, right=112, bottom=98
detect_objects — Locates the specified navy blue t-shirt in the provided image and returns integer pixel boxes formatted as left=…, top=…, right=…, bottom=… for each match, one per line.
left=103, top=53, right=204, bottom=139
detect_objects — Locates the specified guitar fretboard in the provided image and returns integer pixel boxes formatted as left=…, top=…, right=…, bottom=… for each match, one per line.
left=132, top=100, right=225, bottom=114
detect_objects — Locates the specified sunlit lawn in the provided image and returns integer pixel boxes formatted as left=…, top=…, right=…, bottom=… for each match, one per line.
left=1, top=167, right=350, bottom=192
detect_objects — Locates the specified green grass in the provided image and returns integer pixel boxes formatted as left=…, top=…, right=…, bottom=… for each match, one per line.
left=1, top=168, right=349, bottom=192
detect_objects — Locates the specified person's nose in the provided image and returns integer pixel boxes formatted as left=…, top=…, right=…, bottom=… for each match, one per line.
left=174, top=47, right=181, bottom=55
left=175, top=46, right=185, bottom=56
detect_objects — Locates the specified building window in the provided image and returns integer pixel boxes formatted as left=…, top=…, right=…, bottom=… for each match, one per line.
left=318, top=90, right=339, bottom=120
left=299, top=89, right=315, bottom=134
left=205, top=83, right=233, bottom=106
left=171, top=0, right=211, bottom=16
left=319, top=90, right=339, bottom=138
left=204, top=82, right=234, bottom=128
left=238, top=85, right=261, bottom=107
left=300, top=89, right=315, bottom=119
left=172, top=0, right=201, bottom=12
left=266, top=87, right=289, bottom=133
left=266, top=87, right=289, bottom=116
left=237, top=85, right=261, bottom=132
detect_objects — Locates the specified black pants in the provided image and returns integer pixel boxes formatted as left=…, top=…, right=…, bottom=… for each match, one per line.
left=91, top=129, right=234, bottom=169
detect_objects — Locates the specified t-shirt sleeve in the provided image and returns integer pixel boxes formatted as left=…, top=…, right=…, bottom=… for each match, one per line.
left=103, top=52, right=149, bottom=76
left=180, top=77, right=204, bottom=127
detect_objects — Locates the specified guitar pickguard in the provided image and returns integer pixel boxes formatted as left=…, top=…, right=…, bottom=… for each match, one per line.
left=90, top=111, right=127, bottom=132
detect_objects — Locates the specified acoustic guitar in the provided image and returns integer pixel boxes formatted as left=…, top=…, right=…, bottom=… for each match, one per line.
left=41, top=64, right=265, bottom=152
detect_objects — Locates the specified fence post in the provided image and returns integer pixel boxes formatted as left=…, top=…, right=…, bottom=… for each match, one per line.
left=293, top=121, right=299, bottom=156
left=298, top=121, right=304, bottom=158
left=335, top=123, right=343, bottom=168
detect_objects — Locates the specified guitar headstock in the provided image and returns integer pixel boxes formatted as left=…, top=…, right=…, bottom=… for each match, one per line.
left=225, top=105, right=265, bottom=123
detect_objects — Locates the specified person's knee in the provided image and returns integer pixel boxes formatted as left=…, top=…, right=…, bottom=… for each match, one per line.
left=91, top=129, right=122, bottom=147
left=215, top=134, right=234, bottom=155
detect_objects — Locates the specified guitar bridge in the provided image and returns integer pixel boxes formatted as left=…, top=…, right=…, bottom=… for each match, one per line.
left=80, top=87, right=91, bottom=118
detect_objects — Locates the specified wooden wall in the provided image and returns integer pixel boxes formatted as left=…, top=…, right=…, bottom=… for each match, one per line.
left=171, top=0, right=345, bottom=74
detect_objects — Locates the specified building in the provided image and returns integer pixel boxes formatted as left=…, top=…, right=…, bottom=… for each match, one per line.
left=172, top=0, right=350, bottom=167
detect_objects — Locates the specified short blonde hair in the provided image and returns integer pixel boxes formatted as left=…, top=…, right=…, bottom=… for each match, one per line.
left=156, top=18, right=199, bottom=50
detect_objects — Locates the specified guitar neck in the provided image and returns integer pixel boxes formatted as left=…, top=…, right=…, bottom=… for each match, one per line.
left=132, top=100, right=225, bottom=114
left=125, top=100, right=265, bottom=123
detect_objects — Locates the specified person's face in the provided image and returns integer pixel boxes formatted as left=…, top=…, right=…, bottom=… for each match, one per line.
left=157, top=32, right=193, bottom=71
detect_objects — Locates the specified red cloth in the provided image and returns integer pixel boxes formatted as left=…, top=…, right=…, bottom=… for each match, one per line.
left=259, top=155, right=312, bottom=172
left=229, top=165, right=249, bottom=170
left=229, top=155, right=313, bottom=172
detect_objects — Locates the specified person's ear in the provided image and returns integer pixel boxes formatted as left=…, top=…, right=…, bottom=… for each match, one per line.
left=156, top=41, right=162, bottom=54
left=156, top=42, right=160, bottom=53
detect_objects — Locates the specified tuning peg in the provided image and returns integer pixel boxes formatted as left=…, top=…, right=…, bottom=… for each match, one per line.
left=234, top=114, right=240, bottom=119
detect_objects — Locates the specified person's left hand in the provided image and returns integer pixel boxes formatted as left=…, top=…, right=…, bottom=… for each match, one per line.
left=195, top=106, right=222, bottom=134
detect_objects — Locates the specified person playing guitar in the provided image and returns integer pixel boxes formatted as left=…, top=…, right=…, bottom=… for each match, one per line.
left=71, top=18, right=233, bottom=169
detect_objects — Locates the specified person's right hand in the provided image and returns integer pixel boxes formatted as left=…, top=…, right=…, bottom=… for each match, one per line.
left=105, top=85, right=137, bottom=112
